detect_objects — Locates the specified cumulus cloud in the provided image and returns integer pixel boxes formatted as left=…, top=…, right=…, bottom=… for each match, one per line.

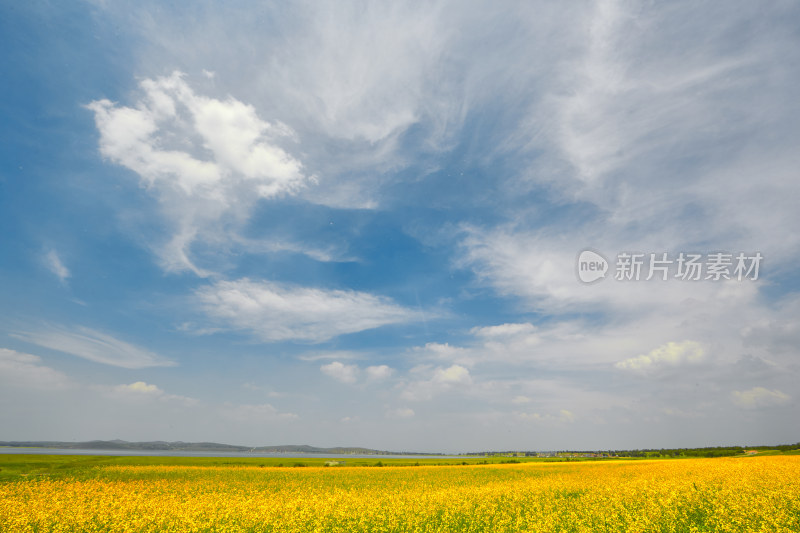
left=195, top=278, right=422, bottom=342
left=401, top=364, right=472, bottom=401
left=87, top=71, right=311, bottom=274
left=365, top=365, right=394, bottom=381
left=115, top=381, right=161, bottom=394
left=12, top=326, right=175, bottom=369
left=93, top=1, right=591, bottom=211
left=615, top=341, right=705, bottom=373
left=732, top=387, right=790, bottom=409
left=432, top=364, right=472, bottom=385
left=319, top=361, right=395, bottom=385
left=410, top=320, right=581, bottom=367
left=386, top=407, right=415, bottom=419
left=415, top=342, right=471, bottom=362
left=63, top=0, right=800, bottom=448
left=517, top=409, right=575, bottom=423
left=109, top=381, right=197, bottom=406
left=321, top=361, right=360, bottom=384
left=0, top=348, right=71, bottom=390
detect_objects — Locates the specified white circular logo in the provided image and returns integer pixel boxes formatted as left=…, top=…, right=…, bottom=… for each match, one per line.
left=576, top=249, right=608, bottom=283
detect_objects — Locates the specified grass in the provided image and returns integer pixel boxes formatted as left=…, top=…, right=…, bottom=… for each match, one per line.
left=1, top=448, right=792, bottom=482
left=0, top=453, right=561, bottom=480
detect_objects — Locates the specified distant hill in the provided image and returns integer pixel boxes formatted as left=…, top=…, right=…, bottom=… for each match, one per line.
left=250, top=444, right=430, bottom=455
left=0, top=440, right=440, bottom=455
left=0, top=440, right=249, bottom=452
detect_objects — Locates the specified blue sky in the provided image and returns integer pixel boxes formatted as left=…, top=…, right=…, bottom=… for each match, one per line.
left=1, top=0, right=799, bottom=453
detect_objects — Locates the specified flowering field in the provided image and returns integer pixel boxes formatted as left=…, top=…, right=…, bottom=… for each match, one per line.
left=2, top=455, right=799, bottom=532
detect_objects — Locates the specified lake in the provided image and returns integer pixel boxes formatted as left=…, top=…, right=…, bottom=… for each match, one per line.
left=0, top=447, right=456, bottom=459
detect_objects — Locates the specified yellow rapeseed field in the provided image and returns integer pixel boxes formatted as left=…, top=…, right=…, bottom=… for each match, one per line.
left=2, top=456, right=799, bottom=532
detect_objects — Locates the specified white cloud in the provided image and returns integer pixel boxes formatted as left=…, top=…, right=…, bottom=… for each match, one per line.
left=516, top=409, right=575, bottom=423
left=319, top=361, right=394, bottom=385
left=411, top=320, right=580, bottom=367
left=365, top=365, right=394, bottom=381
left=219, top=403, right=298, bottom=422
left=108, top=381, right=198, bottom=406
left=415, top=342, right=471, bottom=362
left=47, top=1, right=800, bottom=450
left=545, top=0, right=793, bottom=208
left=0, top=348, right=71, bottom=390
left=242, top=383, right=285, bottom=398
left=320, top=361, right=359, bottom=384
left=447, top=242, right=782, bottom=374
left=96, top=2, right=585, bottom=211
left=44, top=250, right=70, bottom=282
left=458, top=226, right=763, bottom=317
left=527, top=0, right=800, bottom=263
left=401, top=364, right=472, bottom=401
left=432, top=364, right=472, bottom=385
left=12, top=326, right=175, bottom=369
left=732, top=387, right=790, bottom=409
left=195, top=278, right=422, bottom=342
left=386, top=407, right=415, bottom=419
left=447, top=1, right=800, bottom=423
left=88, top=72, right=311, bottom=274
left=131, top=3, right=457, bottom=145
left=471, top=323, right=537, bottom=338
left=296, top=351, right=364, bottom=362
left=116, top=381, right=160, bottom=394
left=560, top=409, right=575, bottom=423
left=615, top=341, right=705, bottom=373
left=511, top=395, right=531, bottom=405
left=265, top=3, right=441, bottom=144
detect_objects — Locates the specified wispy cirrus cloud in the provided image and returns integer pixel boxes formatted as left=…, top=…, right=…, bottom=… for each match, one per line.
left=43, top=250, right=70, bottom=283
left=454, top=0, right=800, bottom=326
left=12, top=326, right=175, bottom=369
left=194, top=278, right=423, bottom=343
left=94, top=1, right=587, bottom=210
left=19, top=0, right=799, bottom=451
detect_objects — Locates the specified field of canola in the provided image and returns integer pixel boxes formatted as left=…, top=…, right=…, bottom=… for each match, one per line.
left=2, top=455, right=799, bottom=532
